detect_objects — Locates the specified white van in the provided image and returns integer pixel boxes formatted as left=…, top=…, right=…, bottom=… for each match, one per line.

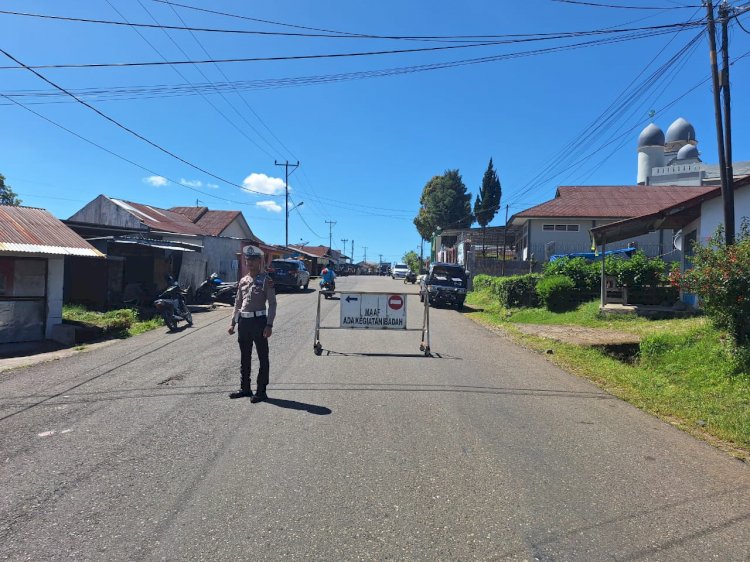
left=391, top=264, right=410, bottom=279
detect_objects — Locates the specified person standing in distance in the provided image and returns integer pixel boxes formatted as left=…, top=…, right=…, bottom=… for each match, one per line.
left=228, top=245, right=276, bottom=402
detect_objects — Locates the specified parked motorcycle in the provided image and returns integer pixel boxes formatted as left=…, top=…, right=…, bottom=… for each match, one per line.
left=194, top=272, right=222, bottom=305
left=214, top=281, right=238, bottom=304
left=320, top=280, right=335, bottom=299
left=154, top=283, right=193, bottom=331
left=404, top=270, right=417, bottom=284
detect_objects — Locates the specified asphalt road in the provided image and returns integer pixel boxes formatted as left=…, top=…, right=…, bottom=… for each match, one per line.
left=1, top=275, right=748, bottom=560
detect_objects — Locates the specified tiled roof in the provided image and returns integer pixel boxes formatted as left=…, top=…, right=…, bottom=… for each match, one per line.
left=0, top=206, right=103, bottom=256
left=514, top=185, right=716, bottom=220
left=111, top=199, right=205, bottom=235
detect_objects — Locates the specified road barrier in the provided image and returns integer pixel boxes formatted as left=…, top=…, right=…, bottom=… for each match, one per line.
left=313, top=290, right=431, bottom=356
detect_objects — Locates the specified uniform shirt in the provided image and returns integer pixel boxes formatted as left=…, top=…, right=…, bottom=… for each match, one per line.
left=232, top=272, right=277, bottom=325
left=322, top=269, right=336, bottom=283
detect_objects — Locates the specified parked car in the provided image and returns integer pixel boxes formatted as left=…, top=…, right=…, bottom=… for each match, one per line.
left=419, top=262, right=468, bottom=310
left=391, top=263, right=410, bottom=279
left=268, top=259, right=310, bottom=291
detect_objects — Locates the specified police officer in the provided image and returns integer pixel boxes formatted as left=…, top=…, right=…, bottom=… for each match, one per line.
left=228, top=245, right=276, bottom=402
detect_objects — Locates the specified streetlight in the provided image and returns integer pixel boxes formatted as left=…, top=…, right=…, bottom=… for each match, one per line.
left=286, top=201, right=304, bottom=248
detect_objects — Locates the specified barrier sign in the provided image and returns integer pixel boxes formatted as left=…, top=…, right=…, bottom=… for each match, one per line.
left=339, top=292, right=407, bottom=329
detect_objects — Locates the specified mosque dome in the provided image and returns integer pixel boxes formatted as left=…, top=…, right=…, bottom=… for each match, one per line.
left=637, top=123, right=665, bottom=148
left=665, top=117, right=696, bottom=143
left=677, top=144, right=700, bottom=160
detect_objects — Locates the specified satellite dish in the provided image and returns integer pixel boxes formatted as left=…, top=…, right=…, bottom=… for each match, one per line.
left=673, top=229, right=683, bottom=251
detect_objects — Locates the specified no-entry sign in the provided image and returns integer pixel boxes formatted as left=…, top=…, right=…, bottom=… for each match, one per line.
left=339, top=292, right=407, bottom=329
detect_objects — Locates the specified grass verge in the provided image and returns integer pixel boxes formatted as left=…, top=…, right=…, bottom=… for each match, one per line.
left=63, top=305, right=164, bottom=339
left=466, top=290, right=750, bottom=461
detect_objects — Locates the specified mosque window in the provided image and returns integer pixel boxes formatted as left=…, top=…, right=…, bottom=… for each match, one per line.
left=543, top=224, right=580, bottom=232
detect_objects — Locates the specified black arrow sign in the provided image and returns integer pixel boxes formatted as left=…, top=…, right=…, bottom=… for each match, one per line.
left=345, top=295, right=359, bottom=303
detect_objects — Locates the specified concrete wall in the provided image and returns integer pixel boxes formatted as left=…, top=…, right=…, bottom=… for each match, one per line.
left=520, top=218, right=675, bottom=261
left=699, top=183, right=750, bottom=242
left=176, top=236, right=243, bottom=291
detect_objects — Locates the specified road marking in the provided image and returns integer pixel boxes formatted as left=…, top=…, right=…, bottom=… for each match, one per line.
left=38, top=430, right=55, bottom=437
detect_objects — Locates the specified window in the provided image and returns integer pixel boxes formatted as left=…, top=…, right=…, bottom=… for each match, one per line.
left=543, top=224, right=579, bottom=232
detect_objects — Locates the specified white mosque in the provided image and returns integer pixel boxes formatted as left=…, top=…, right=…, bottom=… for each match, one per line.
left=636, top=117, right=750, bottom=186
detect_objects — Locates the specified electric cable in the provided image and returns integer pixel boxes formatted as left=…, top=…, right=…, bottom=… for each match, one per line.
left=0, top=47, right=281, bottom=197
left=0, top=19, right=707, bottom=70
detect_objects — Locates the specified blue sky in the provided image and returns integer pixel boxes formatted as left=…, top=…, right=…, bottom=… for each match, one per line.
left=2, top=0, right=749, bottom=264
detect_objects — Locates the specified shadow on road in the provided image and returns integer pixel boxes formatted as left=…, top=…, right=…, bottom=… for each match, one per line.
left=265, top=397, right=331, bottom=415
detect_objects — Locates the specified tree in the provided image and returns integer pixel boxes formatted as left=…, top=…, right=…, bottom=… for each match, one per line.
left=473, top=158, right=501, bottom=255
left=0, top=174, right=21, bottom=206
left=402, top=250, right=421, bottom=273
left=413, top=169, right=473, bottom=241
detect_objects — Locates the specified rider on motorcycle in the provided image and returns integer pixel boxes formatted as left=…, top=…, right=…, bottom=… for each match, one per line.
left=319, top=266, right=336, bottom=291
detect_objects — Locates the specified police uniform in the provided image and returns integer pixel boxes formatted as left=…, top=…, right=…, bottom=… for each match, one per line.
left=231, top=246, right=277, bottom=399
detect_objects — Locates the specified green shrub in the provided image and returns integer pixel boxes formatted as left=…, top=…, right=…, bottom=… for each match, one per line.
left=543, top=257, right=599, bottom=291
left=536, top=275, right=576, bottom=312
left=492, top=274, right=541, bottom=308
left=472, top=274, right=494, bottom=292
left=678, top=221, right=750, bottom=348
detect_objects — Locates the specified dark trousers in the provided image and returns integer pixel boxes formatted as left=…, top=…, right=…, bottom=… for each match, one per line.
left=237, top=316, right=269, bottom=393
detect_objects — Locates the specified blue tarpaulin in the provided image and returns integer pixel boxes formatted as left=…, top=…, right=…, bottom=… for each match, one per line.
left=548, top=247, right=637, bottom=262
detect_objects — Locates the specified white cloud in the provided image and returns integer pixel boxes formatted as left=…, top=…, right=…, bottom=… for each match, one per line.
left=143, top=175, right=168, bottom=187
left=206, top=183, right=219, bottom=189
left=242, top=172, right=286, bottom=196
left=256, top=200, right=283, bottom=213
left=180, top=178, right=203, bottom=188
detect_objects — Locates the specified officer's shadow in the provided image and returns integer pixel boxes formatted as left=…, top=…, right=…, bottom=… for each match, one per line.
left=264, top=397, right=331, bottom=415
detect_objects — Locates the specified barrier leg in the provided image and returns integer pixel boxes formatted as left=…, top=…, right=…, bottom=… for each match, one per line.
left=314, top=290, right=323, bottom=355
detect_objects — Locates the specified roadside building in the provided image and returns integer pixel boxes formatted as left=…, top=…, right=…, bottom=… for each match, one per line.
left=66, top=195, right=263, bottom=308
left=0, top=206, right=103, bottom=343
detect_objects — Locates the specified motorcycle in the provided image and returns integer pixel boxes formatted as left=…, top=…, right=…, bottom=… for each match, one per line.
left=404, top=270, right=417, bottom=284
left=214, top=281, right=238, bottom=304
left=194, top=272, right=223, bottom=305
left=320, top=280, right=335, bottom=299
left=154, top=283, right=193, bottom=331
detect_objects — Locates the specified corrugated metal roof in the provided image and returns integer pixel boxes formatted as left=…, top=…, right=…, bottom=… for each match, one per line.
left=513, top=185, right=716, bottom=221
left=0, top=206, right=104, bottom=257
left=195, top=210, right=242, bottom=236
left=111, top=199, right=206, bottom=235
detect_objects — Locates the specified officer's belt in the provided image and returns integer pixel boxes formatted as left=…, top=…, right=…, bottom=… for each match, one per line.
left=240, top=310, right=266, bottom=318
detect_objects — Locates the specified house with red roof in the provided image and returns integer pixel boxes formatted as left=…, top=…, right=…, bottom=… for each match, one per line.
left=66, top=195, right=264, bottom=308
left=508, top=185, right=717, bottom=262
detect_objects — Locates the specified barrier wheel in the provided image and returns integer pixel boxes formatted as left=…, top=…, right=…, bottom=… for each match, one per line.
left=314, top=342, right=323, bottom=356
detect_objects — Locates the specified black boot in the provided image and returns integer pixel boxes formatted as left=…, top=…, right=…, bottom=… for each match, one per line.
left=250, top=388, right=267, bottom=403
left=229, top=389, right=253, bottom=399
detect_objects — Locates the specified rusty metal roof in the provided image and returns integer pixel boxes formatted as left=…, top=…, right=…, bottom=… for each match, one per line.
left=0, top=206, right=104, bottom=257
left=195, top=210, right=242, bottom=236
left=111, top=199, right=206, bottom=235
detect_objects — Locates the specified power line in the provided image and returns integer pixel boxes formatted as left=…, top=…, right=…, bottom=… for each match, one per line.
left=552, top=0, right=701, bottom=9
left=0, top=47, right=280, bottom=197
left=0, top=92, right=280, bottom=210
left=0, top=20, right=707, bottom=70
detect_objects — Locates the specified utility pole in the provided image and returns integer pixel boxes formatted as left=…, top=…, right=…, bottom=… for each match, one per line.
left=351, top=240, right=354, bottom=264
left=274, top=160, right=300, bottom=248
left=720, top=1, right=735, bottom=244
left=502, top=204, right=509, bottom=276
left=341, top=239, right=348, bottom=261
left=705, top=1, right=734, bottom=244
left=363, top=246, right=367, bottom=264
left=325, top=220, right=336, bottom=252
left=379, top=253, right=383, bottom=266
